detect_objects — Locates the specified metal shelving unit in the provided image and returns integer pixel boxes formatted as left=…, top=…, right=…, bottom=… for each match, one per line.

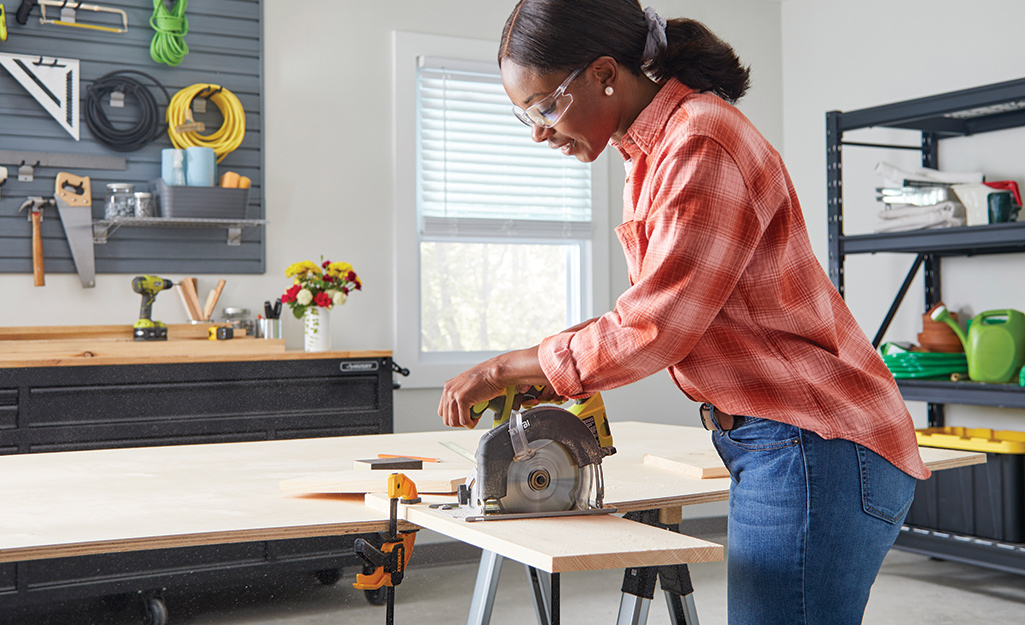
left=826, top=77, right=1025, bottom=574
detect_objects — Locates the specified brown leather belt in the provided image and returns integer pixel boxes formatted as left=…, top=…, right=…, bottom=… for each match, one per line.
left=699, top=403, right=738, bottom=432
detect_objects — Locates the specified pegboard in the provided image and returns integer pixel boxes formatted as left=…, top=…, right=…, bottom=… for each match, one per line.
left=0, top=0, right=265, bottom=278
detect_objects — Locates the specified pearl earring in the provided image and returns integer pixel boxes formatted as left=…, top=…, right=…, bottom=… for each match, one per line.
left=604, top=86, right=614, bottom=96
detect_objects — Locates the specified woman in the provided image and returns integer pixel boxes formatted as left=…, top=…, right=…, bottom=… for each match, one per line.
left=439, top=2, right=929, bottom=623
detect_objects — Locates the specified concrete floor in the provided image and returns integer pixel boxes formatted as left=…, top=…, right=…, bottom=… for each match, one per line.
left=7, top=529, right=1025, bottom=625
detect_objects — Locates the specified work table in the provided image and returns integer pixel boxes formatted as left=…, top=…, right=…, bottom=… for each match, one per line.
left=0, top=323, right=390, bottom=368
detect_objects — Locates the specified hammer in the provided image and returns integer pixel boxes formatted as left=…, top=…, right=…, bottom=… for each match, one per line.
left=18, top=196, right=55, bottom=287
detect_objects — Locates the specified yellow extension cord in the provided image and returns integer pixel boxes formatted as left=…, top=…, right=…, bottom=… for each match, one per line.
left=166, top=84, right=246, bottom=163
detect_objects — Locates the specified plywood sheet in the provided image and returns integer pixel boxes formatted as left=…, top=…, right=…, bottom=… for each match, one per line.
left=280, top=470, right=468, bottom=495
left=364, top=493, right=723, bottom=573
left=0, top=422, right=985, bottom=565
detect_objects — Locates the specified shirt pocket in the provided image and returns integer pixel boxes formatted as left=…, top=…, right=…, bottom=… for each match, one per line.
left=615, top=220, right=648, bottom=284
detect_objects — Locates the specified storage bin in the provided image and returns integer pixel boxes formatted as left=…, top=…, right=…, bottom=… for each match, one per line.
left=152, top=178, right=250, bottom=219
left=906, top=427, right=1025, bottom=543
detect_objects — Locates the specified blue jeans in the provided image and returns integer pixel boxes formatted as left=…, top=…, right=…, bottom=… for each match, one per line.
left=710, top=415, right=916, bottom=625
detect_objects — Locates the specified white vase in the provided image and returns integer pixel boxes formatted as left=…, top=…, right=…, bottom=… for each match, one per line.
left=303, top=306, right=331, bottom=352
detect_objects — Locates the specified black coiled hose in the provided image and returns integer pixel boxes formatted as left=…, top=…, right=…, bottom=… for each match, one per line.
left=84, top=70, right=171, bottom=152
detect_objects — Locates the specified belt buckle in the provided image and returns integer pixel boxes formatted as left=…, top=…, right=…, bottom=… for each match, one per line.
left=699, top=403, right=716, bottom=431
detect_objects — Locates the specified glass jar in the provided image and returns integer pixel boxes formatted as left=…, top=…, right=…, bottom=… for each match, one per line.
left=133, top=191, right=154, bottom=218
left=222, top=307, right=255, bottom=337
left=105, top=183, right=136, bottom=219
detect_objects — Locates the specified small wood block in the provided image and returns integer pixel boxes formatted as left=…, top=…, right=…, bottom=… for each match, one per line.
left=643, top=452, right=730, bottom=480
left=354, top=457, right=423, bottom=471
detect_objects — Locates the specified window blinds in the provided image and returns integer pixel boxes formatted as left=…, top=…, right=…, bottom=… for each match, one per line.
left=417, top=57, right=592, bottom=240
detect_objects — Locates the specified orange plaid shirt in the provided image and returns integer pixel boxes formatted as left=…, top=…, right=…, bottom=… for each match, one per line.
left=539, top=79, right=929, bottom=479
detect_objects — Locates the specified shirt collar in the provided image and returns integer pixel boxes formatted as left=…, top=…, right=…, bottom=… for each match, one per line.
left=612, top=79, right=697, bottom=160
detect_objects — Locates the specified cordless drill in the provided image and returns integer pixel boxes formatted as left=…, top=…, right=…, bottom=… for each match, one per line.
left=132, top=275, right=174, bottom=341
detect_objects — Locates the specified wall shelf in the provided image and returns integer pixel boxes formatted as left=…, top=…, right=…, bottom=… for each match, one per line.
left=93, top=217, right=269, bottom=246
left=896, top=380, right=1025, bottom=409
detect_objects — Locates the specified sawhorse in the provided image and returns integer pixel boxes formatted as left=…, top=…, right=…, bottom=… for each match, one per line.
left=465, top=508, right=701, bottom=625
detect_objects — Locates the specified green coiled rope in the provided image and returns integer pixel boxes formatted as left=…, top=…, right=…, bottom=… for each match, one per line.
left=150, top=0, right=189, bottom=66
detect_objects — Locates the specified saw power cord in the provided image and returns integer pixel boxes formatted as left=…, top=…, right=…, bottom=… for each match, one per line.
left=85, top=70, right=170, bottom=152
left=166, top=83, right=246, bottom=163
left=150, top=0, right=189, bottom=66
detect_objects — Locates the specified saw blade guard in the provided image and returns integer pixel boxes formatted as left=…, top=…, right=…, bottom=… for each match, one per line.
left=469, top=406, right=608, bottom=514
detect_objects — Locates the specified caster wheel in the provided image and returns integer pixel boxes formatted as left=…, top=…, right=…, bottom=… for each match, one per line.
left=364, top=587, right=387, bottom=606
left=142, top=597, right=169, bottom=625
left=315, top=568, right=342, bottom=586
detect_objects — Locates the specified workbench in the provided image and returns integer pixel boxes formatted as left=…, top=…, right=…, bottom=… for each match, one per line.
left=0, top=326, right=396, bottom=621
left=0, top=421, right=982, bottom=624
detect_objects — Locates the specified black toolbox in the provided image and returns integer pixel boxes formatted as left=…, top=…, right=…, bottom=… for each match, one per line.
left=906, top=427, right=1025, bottom=543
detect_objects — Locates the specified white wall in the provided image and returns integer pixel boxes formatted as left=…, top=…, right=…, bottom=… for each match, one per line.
left=0, top=1, right=777, bottom=522
left=782, top=0, right=1025, bottom=431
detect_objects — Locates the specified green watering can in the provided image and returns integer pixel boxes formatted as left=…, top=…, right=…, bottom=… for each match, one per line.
left=931, top=306, right=1025, bottom=383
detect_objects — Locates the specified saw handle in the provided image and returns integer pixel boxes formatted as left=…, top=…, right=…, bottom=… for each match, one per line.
left=31, top=210, right=44, bottom=287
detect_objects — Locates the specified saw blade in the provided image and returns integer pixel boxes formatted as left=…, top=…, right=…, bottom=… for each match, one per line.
left=498, top=439, right=580, bottom=514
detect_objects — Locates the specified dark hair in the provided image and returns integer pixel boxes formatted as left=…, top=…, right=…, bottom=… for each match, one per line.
left=499, top=0, right=750, bottom=103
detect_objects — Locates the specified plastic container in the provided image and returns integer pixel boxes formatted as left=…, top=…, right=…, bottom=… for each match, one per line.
left=152, top=178, right=249, bottom=220
left=906, top=427, right=1025, bottom=543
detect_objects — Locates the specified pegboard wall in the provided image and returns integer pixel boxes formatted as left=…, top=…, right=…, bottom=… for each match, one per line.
left=0, top=0, right=264, bottom=277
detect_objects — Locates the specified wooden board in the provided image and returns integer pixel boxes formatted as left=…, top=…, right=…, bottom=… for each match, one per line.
left=280, top=470, right=468, bottom=495
left=644, top=451, right=730, bottom=479
left=642, top=443, right=981, bottom=480
left=364, top=493, right=723, bottom=573
left=0, top=324, right=391, bottom=367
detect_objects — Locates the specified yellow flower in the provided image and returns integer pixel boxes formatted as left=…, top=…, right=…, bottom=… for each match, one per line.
left=285, top=261, right=322, bottom=279
left=325, top=261, right=353, bottom=279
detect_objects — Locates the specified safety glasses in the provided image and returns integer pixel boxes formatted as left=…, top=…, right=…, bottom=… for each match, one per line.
left=512, top=65, right=587, bottom=128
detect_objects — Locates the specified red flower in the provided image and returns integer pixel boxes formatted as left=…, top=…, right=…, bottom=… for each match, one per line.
left=322, top=260, right=331, bottom=269
left=346, top=270, right=357, bottom=282
left=281, top=284, right=301, bottom=303
left=341, top=286, right=349, bottom=295
left=323, top=275, right=334, bottom=283
left=314, top=292, right=332, bottom=307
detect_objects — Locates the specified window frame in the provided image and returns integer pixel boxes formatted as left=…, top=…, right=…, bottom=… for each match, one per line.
left=392, top=31, right=610, bottom=388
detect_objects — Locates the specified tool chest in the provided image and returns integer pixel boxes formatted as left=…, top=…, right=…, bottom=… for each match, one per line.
left=0, top=352, right=394, bottom=621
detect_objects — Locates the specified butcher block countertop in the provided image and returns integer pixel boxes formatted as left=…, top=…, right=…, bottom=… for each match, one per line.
left=0, top=325, right=390, bottom=368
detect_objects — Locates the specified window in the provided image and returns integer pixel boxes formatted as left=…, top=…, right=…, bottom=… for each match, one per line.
left=393, top=32, right=609, bottom=388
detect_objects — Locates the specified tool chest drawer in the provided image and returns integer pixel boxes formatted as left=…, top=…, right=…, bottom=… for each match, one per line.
left=0, top=354, right=393, bottom=615
left=0, top=357, right=393, bottom=452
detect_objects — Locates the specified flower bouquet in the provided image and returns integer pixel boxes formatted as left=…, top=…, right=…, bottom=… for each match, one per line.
left=281, top=258, right=362, bottom=319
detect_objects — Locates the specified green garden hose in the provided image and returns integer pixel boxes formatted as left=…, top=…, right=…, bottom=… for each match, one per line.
left=150, top=0, right=189, bottom=66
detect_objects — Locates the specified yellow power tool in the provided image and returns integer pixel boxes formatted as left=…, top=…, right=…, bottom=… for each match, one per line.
left=132, top=275, right=174, bottom=341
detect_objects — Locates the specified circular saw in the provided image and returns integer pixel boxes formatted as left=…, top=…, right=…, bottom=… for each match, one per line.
left=457, top=392, right=617, bottom=522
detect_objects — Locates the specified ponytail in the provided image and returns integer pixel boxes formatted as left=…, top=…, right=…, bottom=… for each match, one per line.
left=500, top=0, right=750, bottom=103
left=646, top=19, right=751, bottom=104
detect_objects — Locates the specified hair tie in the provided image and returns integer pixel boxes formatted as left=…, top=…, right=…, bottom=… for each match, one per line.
left=642, top=6, right=668, bottom=64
